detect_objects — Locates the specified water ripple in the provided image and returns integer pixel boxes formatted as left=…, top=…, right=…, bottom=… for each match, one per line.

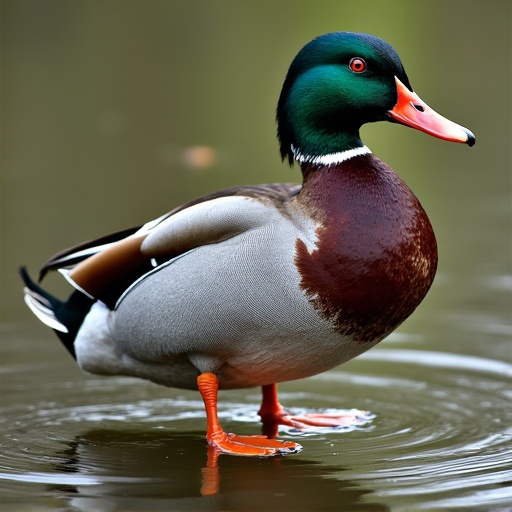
left=1, top=347, right=511, bottom=509
left=310, top=349, right=512, bottom=508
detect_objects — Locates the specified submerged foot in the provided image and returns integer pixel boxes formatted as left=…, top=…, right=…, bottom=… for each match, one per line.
left=261, top=408, right=370, bottom=437
left=277, top=410, right=369, bottom=429
left=259, top=383, right=371, bottom=437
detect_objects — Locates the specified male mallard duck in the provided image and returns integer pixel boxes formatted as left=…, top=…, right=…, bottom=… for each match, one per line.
left=21, top=32, right=474, bottom=457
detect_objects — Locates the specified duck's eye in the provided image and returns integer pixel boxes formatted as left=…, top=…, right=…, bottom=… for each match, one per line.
left=349, top=57, right=367, bottom=73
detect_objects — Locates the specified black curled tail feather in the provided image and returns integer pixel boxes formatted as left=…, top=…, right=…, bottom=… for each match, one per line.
left=20, top=267, right=95, bottom=360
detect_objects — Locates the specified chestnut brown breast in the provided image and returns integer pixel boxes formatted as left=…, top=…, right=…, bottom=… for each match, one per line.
left=294, top=154, right=438, bottom=342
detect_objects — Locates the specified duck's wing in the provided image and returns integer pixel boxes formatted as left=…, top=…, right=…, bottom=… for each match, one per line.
left=40, top=183, right=301, bottom=307
left=39, top=226, right=142, bottom=281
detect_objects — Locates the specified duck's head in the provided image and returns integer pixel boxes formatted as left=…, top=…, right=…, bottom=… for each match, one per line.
left=277, top=32, right=475, bottom=165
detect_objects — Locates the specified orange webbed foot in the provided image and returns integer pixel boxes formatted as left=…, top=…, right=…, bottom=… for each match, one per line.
left=208, top=431, right=301, bottom=457
left=259, top=383, right=371, bottom=437
left=197, top=372, right=302, bottom=458
left=268, top=410, right=368, bottom=429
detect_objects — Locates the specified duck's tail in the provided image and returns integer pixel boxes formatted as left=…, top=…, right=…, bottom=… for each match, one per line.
left=20, top=267, right=95, bottom=360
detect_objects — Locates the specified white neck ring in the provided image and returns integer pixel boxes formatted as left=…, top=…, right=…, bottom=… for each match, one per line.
left=291, top=145, right=372, bottom=166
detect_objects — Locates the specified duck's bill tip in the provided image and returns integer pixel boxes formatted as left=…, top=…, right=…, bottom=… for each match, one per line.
left=463, top=127, right=476, bottom=147
left=388, top=77, right=475, bottom=147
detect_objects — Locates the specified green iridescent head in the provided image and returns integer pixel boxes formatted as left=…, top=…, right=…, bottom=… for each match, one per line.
left=277, top=32, right=412, bottom=164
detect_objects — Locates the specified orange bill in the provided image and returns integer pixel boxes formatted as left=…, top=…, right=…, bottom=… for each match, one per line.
left=388, top=76, right=475, bottom=146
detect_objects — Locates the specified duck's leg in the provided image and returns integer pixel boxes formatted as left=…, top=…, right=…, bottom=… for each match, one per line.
left=259, top=383, right=365, bottom=437
left=197, top=373, right=302, bottom=457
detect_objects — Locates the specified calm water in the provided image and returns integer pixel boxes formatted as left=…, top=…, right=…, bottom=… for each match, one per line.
left=1, top=1, right=511, bottom=511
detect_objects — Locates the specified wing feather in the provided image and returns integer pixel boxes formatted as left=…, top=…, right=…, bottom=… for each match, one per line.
left=39, top=183, right=301, bottom=304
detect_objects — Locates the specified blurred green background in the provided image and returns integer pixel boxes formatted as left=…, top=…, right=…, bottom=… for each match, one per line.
left=1, top=0, right=510, bottom=323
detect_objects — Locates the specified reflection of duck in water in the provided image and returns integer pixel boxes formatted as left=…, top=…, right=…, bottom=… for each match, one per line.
left=51, top=428, right=390, bottom=507
left=22, top=32, right=474, bottom=456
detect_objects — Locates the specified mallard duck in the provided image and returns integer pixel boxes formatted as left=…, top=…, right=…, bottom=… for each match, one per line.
left=21, top=32, right=474, bottom=457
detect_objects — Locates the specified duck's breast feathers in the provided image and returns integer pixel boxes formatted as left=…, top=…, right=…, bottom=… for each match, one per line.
left=295, top=155, right=438, bottom=342
left=41, top=183, right=301, bottom=303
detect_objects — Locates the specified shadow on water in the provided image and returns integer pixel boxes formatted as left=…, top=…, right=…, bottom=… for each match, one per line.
left=46, top=429, right=388, bottom=511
